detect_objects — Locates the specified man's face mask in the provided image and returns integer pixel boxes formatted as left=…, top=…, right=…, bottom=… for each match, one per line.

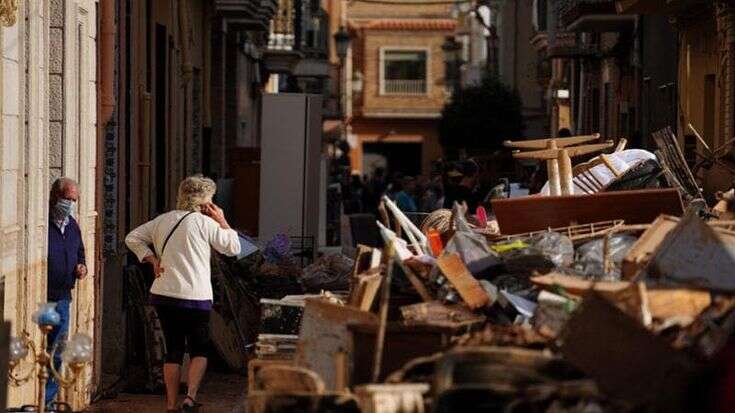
left=54, top=198, right=76, bottom=220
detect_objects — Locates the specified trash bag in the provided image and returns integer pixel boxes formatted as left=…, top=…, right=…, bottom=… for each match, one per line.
left=604, top=158, right=665, bottom=192
left=528, top=232, right=574, bottom=267
left=574, top=234, right=638, bottom=280
left=501, top=232, right=574, bottom=275
left=440, top=203, right=501, bottom=274
left=301, top=254, right=355, bottom=292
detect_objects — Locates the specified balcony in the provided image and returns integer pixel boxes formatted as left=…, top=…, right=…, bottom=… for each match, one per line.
left=263, top=0, right=302, bottom=73
left=557, top=0, right=634, bottom=32
left=215, top=0, right=279, bottom=32
left=264, top=0, right=329, bottom=79
left=382, top=79, right=427, bottom=95
left=546, top=32, right=601, bottom=59
left=615, top=0, right=709, bottom=14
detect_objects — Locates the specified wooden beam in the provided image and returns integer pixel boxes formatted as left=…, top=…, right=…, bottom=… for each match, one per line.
left=436, top=254, right=490, bottom=309
left=503, top=134, right=601, bottom=149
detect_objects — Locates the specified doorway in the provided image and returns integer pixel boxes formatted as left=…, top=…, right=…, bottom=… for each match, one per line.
left=363, top=142, right=422, bottom=177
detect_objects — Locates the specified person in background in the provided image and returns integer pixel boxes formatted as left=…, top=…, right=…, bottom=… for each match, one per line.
left=344, top=174, right=364, bottom=214
left=444, top=160, right=482, bottom=210
left=394, top=176, right=418, bottom=212
left=457, top=159, right=482, bottom=211
left=125, top=176, right=241, bottom=412
left=442, top=162, right=464, bottom=209
left=421, top=175, right=444, bottom=212
left=558, top=128, right=572, bottom=137
left=46, top=177, right=87, bottom=408
left=364, top=167, right=387, bottom=214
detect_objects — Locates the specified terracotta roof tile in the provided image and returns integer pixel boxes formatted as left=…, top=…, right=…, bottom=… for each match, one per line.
left=351, top=18, right=456, bottom=31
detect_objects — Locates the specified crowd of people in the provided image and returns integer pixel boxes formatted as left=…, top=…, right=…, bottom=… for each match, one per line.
left=341, top=158, right=514, bottom=217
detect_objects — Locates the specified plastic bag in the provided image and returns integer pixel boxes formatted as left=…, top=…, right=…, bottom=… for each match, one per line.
left=439, top=202, right=500, bottom=274
left=529, top=232, right=574, bottom=267
left=501, top=232, right=574, bottom=275
left=574, top=234, right=637, bottom=280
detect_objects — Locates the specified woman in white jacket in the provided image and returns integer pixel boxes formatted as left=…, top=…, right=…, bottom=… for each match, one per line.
left=125, top=176, right=241, bottom=412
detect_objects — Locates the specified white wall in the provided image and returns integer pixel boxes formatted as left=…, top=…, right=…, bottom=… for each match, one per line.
left=0, top=1, right=97, bottom=409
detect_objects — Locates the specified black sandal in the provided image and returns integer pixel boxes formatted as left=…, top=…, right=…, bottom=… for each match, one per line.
left=181, top=395, right=200, bottom=413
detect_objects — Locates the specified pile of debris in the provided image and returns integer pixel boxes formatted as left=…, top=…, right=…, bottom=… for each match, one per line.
left=243, top=129, right=735, bottom=413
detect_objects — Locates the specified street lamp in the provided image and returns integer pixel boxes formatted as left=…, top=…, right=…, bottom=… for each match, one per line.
left=333, top=25, right=351, bottom=131
left=8, top=303, right=93, bottom=413
left=442, top=36, right=463, bottom=93
left=334, top=26, right=350, bottom=62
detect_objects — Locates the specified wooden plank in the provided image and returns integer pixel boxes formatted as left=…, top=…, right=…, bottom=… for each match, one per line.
left=622, top=215, right=679, bottom=279
left=347, top=270, right=383, bottom=311
left=396, top=261, right=434, bottom=303
left=247, top=358, right=292, bottom=393
left=561, top=293, right=699, bottom=411
left=436, top=254, right=490, bottom=309
left=646, top=289, right=711, bottom=321
left=296, top=299, right=377, bottom=390
left=531, top=272, right=631, bottom=295
left=491, top=189, right=683, bottom=235
left=503, top=134, right=600, bottom=149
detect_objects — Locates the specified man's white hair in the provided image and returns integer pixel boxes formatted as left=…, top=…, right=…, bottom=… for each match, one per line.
left=50, top=177, right=78, bottom=205
left=176, top=175, right=217, bottom=212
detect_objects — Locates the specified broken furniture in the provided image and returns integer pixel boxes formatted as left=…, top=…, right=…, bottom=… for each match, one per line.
left=246, top=364, right=359, bottom=413
left=641, top=212, right=735, bottom=292
left=355, top=384, right=430, bottom=413
left=560, top=293, right=701, bottom=412
left=491, top=220, right=625, bottom=244
left=491, top=188, right=683, bottom=235
left=504, top=134, right=613, bottom=196
left=652, top=126, right=703, bottom=200
left=349, top=322, right=468, bottom=385
left=432, top=347, right=596, bottom=413
left=296, top=298, right=377, bottom=391
left=254, top=364, right=326, bottom=394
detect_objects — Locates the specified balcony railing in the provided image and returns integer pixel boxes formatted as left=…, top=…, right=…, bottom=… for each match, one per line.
left=382, top=79, right=427, bottom=95
left=215, top=0, right=278, bottom=31
left=557, top=0, right=617, bottom=28
left=268, top=0, right=295, bottom=50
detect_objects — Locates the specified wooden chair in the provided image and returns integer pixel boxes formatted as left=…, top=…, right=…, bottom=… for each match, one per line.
left=504, top=134, right=614, bottom=196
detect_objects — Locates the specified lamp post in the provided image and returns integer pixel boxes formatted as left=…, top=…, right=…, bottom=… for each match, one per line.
left=333, top=26, right=350, bottom=122
left=441, top=36, right=463, bottom=94
left=8, top=303, right=93, bottom=413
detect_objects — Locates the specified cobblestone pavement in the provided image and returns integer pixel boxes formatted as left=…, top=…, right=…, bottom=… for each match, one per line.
left=85, top=373, right=247, bottom=412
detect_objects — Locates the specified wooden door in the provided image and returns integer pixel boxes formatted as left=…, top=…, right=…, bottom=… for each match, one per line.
left=228, top=148, right=261, bottom=235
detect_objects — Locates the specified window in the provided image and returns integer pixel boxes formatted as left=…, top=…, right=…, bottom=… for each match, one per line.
left=381, top=49, right=428, bottom=95
left=535, top=0, right=547, bottom=32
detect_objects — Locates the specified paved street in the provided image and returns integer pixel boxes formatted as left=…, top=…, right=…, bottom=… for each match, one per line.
left=86, top=374, right=247, bottom=413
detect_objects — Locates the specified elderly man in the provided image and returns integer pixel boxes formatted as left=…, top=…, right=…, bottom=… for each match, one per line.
left=46, top=177, right=87, bottom=406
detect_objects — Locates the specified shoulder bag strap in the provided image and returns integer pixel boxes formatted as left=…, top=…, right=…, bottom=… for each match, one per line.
left=157, top=211, right=195, bottom=257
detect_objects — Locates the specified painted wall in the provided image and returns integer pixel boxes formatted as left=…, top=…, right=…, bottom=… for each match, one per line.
left=496, top=0, right=547, bottom=138
left=1, top=0, right=98, bottom=409
left=358, top=30, right=450, bottom=117
left=678, top=18, right=721, bottom=149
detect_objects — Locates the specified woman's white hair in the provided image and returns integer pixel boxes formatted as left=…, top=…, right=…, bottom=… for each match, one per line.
left=176, top=175, right=217, bottom=212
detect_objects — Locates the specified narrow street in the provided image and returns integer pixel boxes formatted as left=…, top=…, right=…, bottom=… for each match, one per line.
left=3, top=0, right=735, bottom=412
left=86, top=374, right=247, bottom=412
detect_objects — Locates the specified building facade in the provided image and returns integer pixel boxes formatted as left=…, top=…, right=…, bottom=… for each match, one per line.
left=99, top=0, right=290, bottom=397
left=0, top=0, right=99, bottom=409
left=343, top=2, right=455, bottom=177
left=613, top=0, right=735, bottom=197
left=531, top=0, right=679, bottom=149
